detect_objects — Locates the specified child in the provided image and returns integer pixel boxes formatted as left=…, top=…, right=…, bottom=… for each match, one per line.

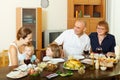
left=23, top=44, right=39, bottom=64
left=43, top=43, right=64, bottom=61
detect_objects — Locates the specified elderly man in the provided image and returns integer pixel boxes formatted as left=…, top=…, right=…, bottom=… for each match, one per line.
left=54, top=20, right=91, bottom=57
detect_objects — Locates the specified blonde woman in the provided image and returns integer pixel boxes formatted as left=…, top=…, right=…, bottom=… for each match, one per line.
left=89, top=21, right=116, bottom=57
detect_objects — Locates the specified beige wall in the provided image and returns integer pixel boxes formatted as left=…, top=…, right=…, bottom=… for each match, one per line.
left=106, top=0, right=120, bottom=46
left=0, top=0, right=67, bottom=52
left=0, top=0, right=120, bottom=52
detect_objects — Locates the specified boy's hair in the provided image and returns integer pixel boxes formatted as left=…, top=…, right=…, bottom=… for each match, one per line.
left=48, top=43, right=61, bottom=58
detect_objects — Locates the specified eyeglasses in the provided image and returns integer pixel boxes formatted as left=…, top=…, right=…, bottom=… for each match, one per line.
left=97, top=27, right=106, bottom=30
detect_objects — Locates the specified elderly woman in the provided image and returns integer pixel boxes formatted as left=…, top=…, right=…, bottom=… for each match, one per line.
left=89, top=21, right=116, bottom=57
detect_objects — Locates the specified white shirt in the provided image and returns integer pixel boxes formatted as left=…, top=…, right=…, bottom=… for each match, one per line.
left=43, top=56, right=65, bottom=64
left=54, top=29, right=91, bottom=57
left=43, top=56, right=52, bottom=61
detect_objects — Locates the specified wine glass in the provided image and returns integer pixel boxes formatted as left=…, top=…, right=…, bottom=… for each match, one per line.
left=96, top=47, right=103, bottom=54
left=83, top=50, right=89, bottom=58
left=24, top=59, right=31, bottom=65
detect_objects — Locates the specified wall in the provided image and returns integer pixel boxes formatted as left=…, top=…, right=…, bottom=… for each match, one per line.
left=0, top=0, right=120, bottom=52
left=0, top=0, right=16, bottom=52
left=42, top=0, right=67, bottom=31
left=0, top=0, right=67, bottom=52
left=107, top=0, right=120, bottom=45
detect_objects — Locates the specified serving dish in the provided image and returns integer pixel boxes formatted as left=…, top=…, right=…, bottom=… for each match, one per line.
left=6, top=70, right=28, bottom=79
left=63, top=59, right=85, bottom=70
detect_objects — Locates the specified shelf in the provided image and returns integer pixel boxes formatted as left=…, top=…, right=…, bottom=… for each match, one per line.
left=74, top=5, right=103, bottom=18
left=73, top=0, right=101, bottom=5
left=68, top=0, right=106, bottom=34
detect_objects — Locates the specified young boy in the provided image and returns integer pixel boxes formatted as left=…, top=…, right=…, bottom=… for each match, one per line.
left=23, top=44, right=39, bottom=64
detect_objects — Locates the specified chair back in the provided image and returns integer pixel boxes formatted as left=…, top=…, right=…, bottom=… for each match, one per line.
left=0, top=50, right=9, bottom=67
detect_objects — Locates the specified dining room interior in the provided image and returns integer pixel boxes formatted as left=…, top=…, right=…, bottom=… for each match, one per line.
left=0, top=0, right=120, bottom=65
left=1, top=0, right=120, bottom=80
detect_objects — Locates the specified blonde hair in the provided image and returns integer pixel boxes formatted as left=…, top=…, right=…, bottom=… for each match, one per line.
left=48, top=43, right=61, bottom=58
left=25, top=44, right=34, bottom=54
left=97, top=20, right=109, bottom=34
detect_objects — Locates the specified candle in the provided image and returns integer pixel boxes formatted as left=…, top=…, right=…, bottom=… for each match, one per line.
left=114, top=45, right=120, bottom=59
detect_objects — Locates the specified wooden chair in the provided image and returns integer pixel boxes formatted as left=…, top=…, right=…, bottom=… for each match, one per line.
left=40, top=48, right=46, bottom=61
left=0, top=50, right=9, bottom=68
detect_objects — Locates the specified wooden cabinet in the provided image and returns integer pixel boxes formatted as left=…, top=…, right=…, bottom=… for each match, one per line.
left=89, top=18, right=103, bottom=33
left=16, top=8, right=42, bottom=60
left=74, top=0, right=88, bottom=4
left=68, top=0, right=106, bottom=34
left=89, top=0, right=101, bottom=4
left=74, top=0, right=101, bottom=5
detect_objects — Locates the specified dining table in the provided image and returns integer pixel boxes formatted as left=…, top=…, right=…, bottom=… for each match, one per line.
left=0, top=57, right=120, bottom=80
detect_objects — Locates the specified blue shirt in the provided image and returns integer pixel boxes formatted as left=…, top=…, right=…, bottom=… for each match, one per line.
left=23, top=54, right=37, bottom=63
left=89, top=32, right=116, bottom=54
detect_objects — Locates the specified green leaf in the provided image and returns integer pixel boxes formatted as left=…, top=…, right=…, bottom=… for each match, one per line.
left=60, top=73, right=68, bottom=77
left=56, top=70, right=73, bottom=77
left=67, top=70, right=73, bottom=73
left=56, top=71, right=62, bottom=75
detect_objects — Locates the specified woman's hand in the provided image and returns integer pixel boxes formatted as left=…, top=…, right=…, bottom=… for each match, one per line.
left=106, top=52, right=115, bottom=57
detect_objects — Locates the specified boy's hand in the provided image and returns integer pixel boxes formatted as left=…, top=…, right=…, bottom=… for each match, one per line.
left=35, top=59, right=39, bottom=63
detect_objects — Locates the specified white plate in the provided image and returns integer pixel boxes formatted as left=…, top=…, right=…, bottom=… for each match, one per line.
left=47, top=58, right=65, bottom=64
left=73, top=55, right=85, bottom=60
left=81, top=59, right=93, bottom=65
left=6, top=70, right=28, bottom=79
left=51, top=58, right=65, bottom=62
left=14, top=64, right=28, bottom=71
left=89, top=54, right=106, bottom=59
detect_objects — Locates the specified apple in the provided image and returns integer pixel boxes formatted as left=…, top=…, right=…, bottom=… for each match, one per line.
left=28, top=68, right=35, bottom=75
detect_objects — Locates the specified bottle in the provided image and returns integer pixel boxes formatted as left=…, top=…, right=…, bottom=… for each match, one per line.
left=95, top=59, right=99, bottom=70
left=76, top=10, right=78, bottom=18
left=90, top=53, right=95, bottom=70
left=79, top=10, right=82, bottom=18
